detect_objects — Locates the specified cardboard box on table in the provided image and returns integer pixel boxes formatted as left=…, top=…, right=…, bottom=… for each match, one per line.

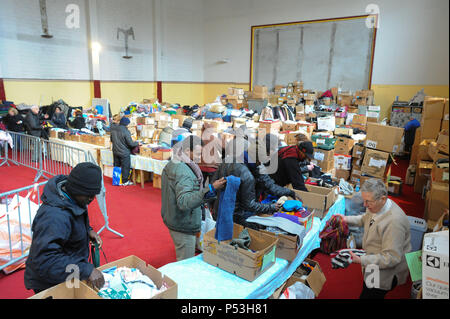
left=92, top=135, right=111, bottom=148
left=202, top=223, right=278, bottom=282
left=334, top=126, right=353, bottom=136
left=94, top=255, right=178, bottom=299
left=259, top=230, right=300, bottom=263
left=258, top=120, right=282, bottom=135
left=29, top=281, right=101, bottom=299
left=281, top=258, right=326, bottom=297
left=365, top=123, right=404, bottom=153
left=361, top=149, right=390, bottom=179
left=422, top=231, right=449, bottom=299
left=290, top=185, right=338, bottom=218
left=151, top=149, right=172, bottom=161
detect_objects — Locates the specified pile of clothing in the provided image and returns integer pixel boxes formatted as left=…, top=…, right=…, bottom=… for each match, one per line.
left=98, top=266, right=168, bottom=299
left=331, top=249, right=366, bottom=269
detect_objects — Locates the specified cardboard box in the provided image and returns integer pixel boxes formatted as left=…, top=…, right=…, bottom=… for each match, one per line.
left=150, top=112, right=170, bottom=122
left=335, top=169, right=350, bottom=181
left=282, top=121, right=299, bottom=132
left=414, top=173, right=430, bottom=195
left=97, top=255, right=178, bottom=299
left=352, top=114, right=367, bottom=126
left=421, top=119, right=442, bottom=140
left=202, top=223, right=278, bottom=281
left=442, top=120, right=449, bottom=131
left=436, top=130, right=449, bottom=155
left=312, top=148, right=334, bottom=164
left=424, top=182, right=449, bottom=224
left=334, top=126, right=353, bottom=136
left=352, top=144, right=365, bottom=159
left=334, top=154, right=352, bottom=170
left=361, top=149, right=390, bottom=179
left=259, top=229, right=302, bottom=262
left=432, top=211, right=449, bottom=233
left=422, top=231, right=449, bottom=299
left=284, top=258, right=326, bottom=297
left=151, top=149, right=172, bottom=161
left=335, top=117, right=346, bottom=126
left=29, top=281, right=101, bottom=299
left=432, top=163, right=449, bottom=184
left=428, top=142, right=448, bottom=162
left=365, top=123, right=404, bottom=153
left=258, top=120, right=282, bottom=134
left=153, top=173, right=162, bottom=189
left=334, top=136, right=355, bottom=155
left=253, top=85, right=269, bottom=94
left=291, top=185, right=338, bottom=218
left=139, top=145, right=154, bottom=158
left=422, top=97, right=446, bottom=120
left=316, top=159, right=334, bottom=173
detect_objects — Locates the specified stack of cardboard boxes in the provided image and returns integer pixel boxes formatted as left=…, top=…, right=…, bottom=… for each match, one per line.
left=226, top=87, right=246, bottom=108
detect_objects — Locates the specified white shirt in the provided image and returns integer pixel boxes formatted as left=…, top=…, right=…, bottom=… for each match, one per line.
left=368, top=198, right=392, bottom=225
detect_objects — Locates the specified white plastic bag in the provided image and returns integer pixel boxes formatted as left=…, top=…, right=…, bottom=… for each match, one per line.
left=196, top=208, right=216, bottom=251
left=280, top=282, right=315, bottom=299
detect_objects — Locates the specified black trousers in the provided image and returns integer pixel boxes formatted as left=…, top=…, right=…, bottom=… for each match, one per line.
left=360, top=275, right=398, bottom=299
left=113, top=154, right=131, bottom=183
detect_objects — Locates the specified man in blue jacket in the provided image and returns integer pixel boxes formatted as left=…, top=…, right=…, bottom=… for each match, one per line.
left=24, top=162, right=105, bottom=294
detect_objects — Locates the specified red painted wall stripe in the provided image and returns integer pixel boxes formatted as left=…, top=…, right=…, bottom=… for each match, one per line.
left=93, top=80, right=101, bottom=98
left=0, top=78, right=6, bottom=101
left=157, top=81, right=162, bottom=103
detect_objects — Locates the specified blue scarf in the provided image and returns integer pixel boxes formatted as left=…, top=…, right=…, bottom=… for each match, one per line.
left=215, top=175, right=241, bottom=241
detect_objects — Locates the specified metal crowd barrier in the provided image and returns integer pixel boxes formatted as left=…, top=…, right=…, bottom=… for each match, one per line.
left=2, top=130, right=123, bottom=239
left=0, top=182, right=47, bottom=273
left=1, top=131, right=42, bottom=181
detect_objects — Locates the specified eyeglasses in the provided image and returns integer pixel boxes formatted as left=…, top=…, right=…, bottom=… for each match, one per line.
left=363, top=196, right=386, bottom=205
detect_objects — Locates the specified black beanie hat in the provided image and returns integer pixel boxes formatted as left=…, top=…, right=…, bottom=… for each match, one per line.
left=66, top=162, right=102, bottom=196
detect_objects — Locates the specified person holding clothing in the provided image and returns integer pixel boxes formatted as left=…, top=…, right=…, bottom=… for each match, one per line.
left=24, top=162, right=105, bottom=294
left=336, top=178, right=411, bottom=299
left=161, top=134, right=226, bottom=261
left=270, top=134, right=315, bottom=192
left=110, top=116, right=140, bottom=186
left=210, top=136, right=296, bottom=229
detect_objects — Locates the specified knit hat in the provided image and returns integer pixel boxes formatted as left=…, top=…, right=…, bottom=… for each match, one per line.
left=120, top=117, right=130, bottom=126
left=66, top=162, right=102, bottom=196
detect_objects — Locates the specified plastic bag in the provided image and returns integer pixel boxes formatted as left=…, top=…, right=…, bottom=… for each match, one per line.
left=196, top=207, right=216, bottom=251
left=112, top=167, right=122, bottom=186
left=280, top=282, right=315, bottom=299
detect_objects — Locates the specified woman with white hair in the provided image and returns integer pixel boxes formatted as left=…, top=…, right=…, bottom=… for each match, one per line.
left=337, top=178, right=411, bottom=299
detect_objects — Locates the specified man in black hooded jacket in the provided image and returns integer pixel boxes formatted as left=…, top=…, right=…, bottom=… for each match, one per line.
left=24, top=162, right=105, bottom=294
left=110, top=116, right=140, bottom=186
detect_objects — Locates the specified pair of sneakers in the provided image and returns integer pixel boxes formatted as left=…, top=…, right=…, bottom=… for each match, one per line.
left=121, top=181, right=134, bottom=186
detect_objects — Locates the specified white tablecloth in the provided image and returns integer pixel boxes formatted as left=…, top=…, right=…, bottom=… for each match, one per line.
left=49, top=138, right=107, bottom=164
left=100, top=149, right=169, bottom=175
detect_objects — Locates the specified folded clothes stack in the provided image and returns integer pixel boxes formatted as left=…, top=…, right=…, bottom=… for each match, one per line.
left=98, top=266, right=168, bottom=299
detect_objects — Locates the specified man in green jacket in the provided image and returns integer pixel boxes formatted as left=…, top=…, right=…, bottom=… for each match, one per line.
left=161, top=134, right=226, bottom=261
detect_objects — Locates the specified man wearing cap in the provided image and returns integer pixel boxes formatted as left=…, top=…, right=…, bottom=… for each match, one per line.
left=110, top=116, right=140, bottom=186
left=270, top=138, right=315, bottom=192
left=24, top=162, right=105, bottom=294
